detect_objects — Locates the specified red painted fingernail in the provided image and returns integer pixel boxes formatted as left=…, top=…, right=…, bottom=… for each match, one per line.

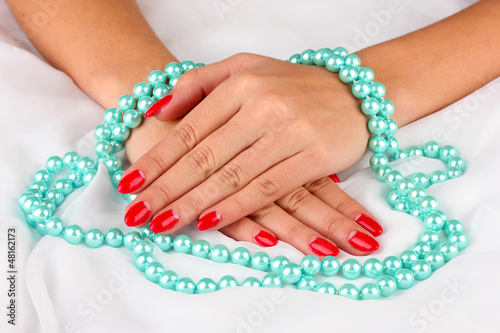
left=354, top=214, right=383, bottom=236
left=348, top=231, right=379, bottom=252
left=150, top=209, right=179, bottom=233
left=329, top=174, right=340, bottom=183
left=197, top=211, right=221, bottom=231
left=117, top=169, right=145, bottom=194
left=309, top=236, right=340, bottom=256
left=253, top=230, right=278, bottom=247
left=144, top=94, right=172, bottom=118
left=124, top=201, right=151, bottom=227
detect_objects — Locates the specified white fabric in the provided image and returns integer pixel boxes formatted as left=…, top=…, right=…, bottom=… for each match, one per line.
left=1, top=0, right=499, bottom=332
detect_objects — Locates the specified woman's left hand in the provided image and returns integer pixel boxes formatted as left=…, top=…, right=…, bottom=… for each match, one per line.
left=120, top=53, right=370, bottom=233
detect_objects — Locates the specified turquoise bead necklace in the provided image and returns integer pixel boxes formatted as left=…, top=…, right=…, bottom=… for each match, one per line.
left=18, top=47, right=468, bottom=299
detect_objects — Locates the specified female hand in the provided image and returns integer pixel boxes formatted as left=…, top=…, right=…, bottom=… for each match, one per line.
left=126, top=118, right=381, bottom=256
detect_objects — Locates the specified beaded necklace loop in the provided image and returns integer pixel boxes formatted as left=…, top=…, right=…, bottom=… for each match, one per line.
left=18, top=48, right=467, bottom=299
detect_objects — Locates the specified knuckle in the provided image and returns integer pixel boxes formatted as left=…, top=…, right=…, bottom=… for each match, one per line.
left=305, top=177, right=330, bottom=193
left=173, top=123, right=199, bottom=151
left=184, top=194, right=205, bottom=213
left=323, top=217, right=342, bottom=238
left=147, top=153, right=169, bottom=174
left=281, top=188, right=310, bottom=214
left=186, top=144, right=216, bottom=178
left=230, top=196, right=246, bottom=216
left=249, top=203, right=276, bottom=220
left=255, top=177, right=281, bottom=199
left=283, top=224, right=302, bottom=243
left=217, top=162, right=245, bottom=190
left=151, top=184, right=173, bottom=203
left=335, top=198, right=358, bottom=215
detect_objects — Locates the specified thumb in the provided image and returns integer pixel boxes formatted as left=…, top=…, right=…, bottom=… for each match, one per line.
left=149, top=53, right=261, bottom=121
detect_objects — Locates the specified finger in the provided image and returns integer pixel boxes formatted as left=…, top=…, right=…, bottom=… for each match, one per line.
left=155, top=53, right=263, bottom=121
left=276, top=186, right=379, bottom=255
left=304, top=177, right=383, bottom=236
left=219, top=217, right=278, bottom=248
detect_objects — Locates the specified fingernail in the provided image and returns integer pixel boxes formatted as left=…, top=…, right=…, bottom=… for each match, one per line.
left=150, top=209, right=179, bottom=233
left=348, top=231, right=379, bottom=252
left=144, top=94, right=172, bottom=118
left=354, top=214, right=383, bottom=236
left=117, top=169, right=146, bottom=194
left=124, top=201, right=151, bottom=227
left=329, top=174, right=341, bottom=183
left=309, top=236, right=340, bottom=256
left=197, top=211, right=221, bottom=230
left=253, top=230, right=278, bottom=247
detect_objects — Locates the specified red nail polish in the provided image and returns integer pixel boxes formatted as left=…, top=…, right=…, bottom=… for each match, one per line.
left=355, top=214, right=383, bottom=236
left=144, top=94, right=172, bottom=118
left=309, top=237, right=340, bottom=256
left=124, top=201, right=151, bottom=227
left=329, top=174, right=341, bottom=183
left=348, top=231, right=379, bottom=252
left=150, top=209, right=179, bottom=233
left=253, top=230, right=278, bottom=247
left=117, top=169, right=145, bottom=194
left=197, top=211, right=221, bottom=231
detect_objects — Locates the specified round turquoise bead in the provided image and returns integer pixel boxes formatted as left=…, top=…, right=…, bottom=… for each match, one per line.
left=180, top=60, right=196, bottom=72
left=320, top=256, right=340, bottom=276
left=251, top=252, right=271, bottom=271
left=45, top=217, right=64, bottom=236
left=168, top=74, right=181, bottom=88
left=18, top=191, right=34, bottom=208
left=25, top=214, right=36, bottom=228
left=152, top=83, right=171, bottom=100
left=45, top=189, right=64, bottom=206
left=148, top=70, right=167, bottom=87
left=241, top=277, right=262, bottom=287
left=111, top=170, right=123, bottom=187
left=301, top=255, right=321, bottom=276
left=175, top=277, right=196, bottom=294
left=82, top=170, right=97, bottom=185
left=317, top=282, right=337, bottom=294
left=357, top=66, right=374, bottom=82
left=135, top=252, right=154, bottom=272
left=261, top=273, right=283, bottom=288
left=173, top=234, right=193, bottom=254
left=94, top=140, right=113, bottom=158
left=423, top=141, right=440, bottom=158
left=109, top=140, right=124, bottom=153
left=411, top=172, right=430, bottom=189
left=400, top=250, right=418, bottom=269
left=411, top=259, right=432, bottom=280
left=339, top=65, right=358, bottom=83
left=367, top=116, right=387, bottom=135
left=396, top=178, right=415, bottom=196
left=325, top=53, right=344, bottom=72
left=368, top=135, right=387, bottom=154
left=438, top=241, right=459, bottom=261
left=312, top=48, right=332, bottom=66
left=133, top=82, right=152, bottom=98
left=22, top=195, right=40, bottom=214
left=394, top=198, right=411, bottom=213
left=270, top=255, right=290, bottom=274
left=443, top=219, right=464, bottom=236
left=33, top=170, right=52, bottom=186
left=378, top=99, right=394, bottom=117
left=430, top=170, right=447, bottom=184
left=352, top=80, right=371, bottom=99
left=210, top=244, right=230, bottom=263
left=230, top=247, right=251, bottom=266
left=385, top=170, right=403, bottom=189
left=137, top=96, right=155, bottom=114
left=64, top=225, right=84, bottom=244
left=363, top=258, right=383, bottom=278
left=164, top=62, right=182, bottom=79
left=408, top=186, right=426, bottom=204
left=46, top=156, right=63, bottom=174
left=123, top=231, right=142, bottom=250
left=383, top=256, right=402, bottom=276
left=41, top=199, right=56, bottom=215
left=104, top=108, right=122, bottom=125
left=338, top=283, right=359, bottom=300
left=111, top=124, right=130, bottom=141
left=447, top=156, right=466, bottom=172
left=62, top=151, right=80, bottom=170
left=332, top=46, right=348, bottom=57
left=159, top=270, right=178, bottom=290
left=375, top=165, right=392, bottom=183
left=342, top=259, right=362, bottom=280
left=395, top=268, right=414, bottom=289
left=439, top=145, right=458, bottom=163
left=424, top=250, right=445, bottom=271
left=94, top=124, right=111, bottom=141
left=370, top=81, right=385, bottom=99
left=281, top=263, right=302, bottom=284
left=288, top=53, right=301, bottom=64
left=369, top=153, right=388, bottom=171
left=133, top=240, right=153, bottom=256
left=412, top=241, right=431, bottom=258
left=141, top=226, right=155, bottom=240
left=84, top=228, right=104, bottom=248
left=153, top=234, right=173, bottom=252
left=103, top=156, right=122, bottom=175
left=407, top=145, right=423, bottom=157
left=420, top=231, right=440, bottom=249
left=197, top=278, right=218, bottom=294
left=26, top=188, right=43, bottom=198
left=361, top=97, right=380, bottom=116
left=76, top=157, right=96, bottom=174
left=392, top=148, right=408, bottom=160
left=384, top=119, right=398, bottom=137
left=191, top=239, right=210, bottom=258
left=419, top=196, right=438, bottom=214
left=123, top=110, right=142, bottom=128
left=377, top=275, right=397, bottom=297
left=344, top=53, right=361, bottom=67
left=105, top=228, right=123, bottom=247
left=387, top=190, right=400, bottom=208
left=117, top=94, right=136, bottom=111
left=36, top=220, right=47, bottom=236
left=449, top=231, right=468, bottom=250
left=423, top=211, right=446, bottom=231
left=299, top=49, right=315, bottom=65
left=296, top=276, right=317, bottom=291
left=145, top=262, right=164, bottom=283
left=385, top=137, right=399, bottom=155
left=66, top=170, right=84, bottom=188
left=32, top=203, right=52, bottom=223
left=359, top=282, right=380, bottom=300
left=219, top=275, right=238, bottom=289
left=446, top=167, right=463, bottom=179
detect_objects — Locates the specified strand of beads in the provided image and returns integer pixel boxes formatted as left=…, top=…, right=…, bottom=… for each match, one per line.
left=18, top=48, right=468, bottom=300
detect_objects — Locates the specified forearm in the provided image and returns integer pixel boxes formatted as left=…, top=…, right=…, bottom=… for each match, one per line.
left=358, top=0, right=500, bottom=127
left=6, top=0, right=177, bottom=109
